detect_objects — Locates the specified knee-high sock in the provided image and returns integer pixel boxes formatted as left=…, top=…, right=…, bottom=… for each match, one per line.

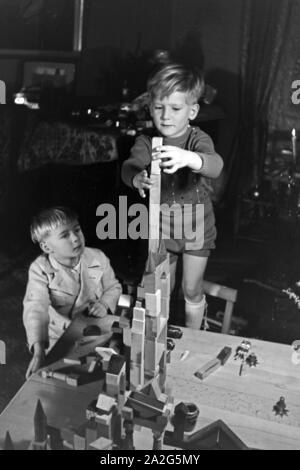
left=185, top=295, right=207, bottom=330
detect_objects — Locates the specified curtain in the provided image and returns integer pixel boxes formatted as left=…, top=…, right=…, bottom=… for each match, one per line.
left=226, top=0, right=292, bottom=202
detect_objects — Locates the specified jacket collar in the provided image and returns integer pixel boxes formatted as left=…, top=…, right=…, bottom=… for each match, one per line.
left=44, top=248, right=103, bottom=274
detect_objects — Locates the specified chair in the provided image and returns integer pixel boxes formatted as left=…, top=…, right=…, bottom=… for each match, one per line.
left=203, top=280, right=238, bottom=335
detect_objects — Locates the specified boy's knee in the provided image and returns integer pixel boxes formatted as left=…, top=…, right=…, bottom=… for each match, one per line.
left=182, top=285, right=204, bottom=303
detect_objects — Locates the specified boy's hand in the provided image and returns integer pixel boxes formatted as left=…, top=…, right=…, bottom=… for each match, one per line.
left=154, top=146, right=194, bottom=174
left=132, top=170, right=153, bottom=198
left=87, top=300, right=108, bottom=318
left=26, top=343, right=45, bottom=379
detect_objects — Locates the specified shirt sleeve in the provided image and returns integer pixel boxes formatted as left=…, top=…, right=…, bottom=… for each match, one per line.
left=190, top=128, right=224, bottom=178
left=99, top=256, right=122, bottom=314
left=121, top=134, right=152, bottom=189
left=23, top=260, right=50, bottom=352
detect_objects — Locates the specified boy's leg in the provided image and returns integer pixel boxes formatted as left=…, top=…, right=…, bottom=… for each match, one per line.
left=182, top=254, right=208, bottom=329
left=169, top=256, right=178, bottom=294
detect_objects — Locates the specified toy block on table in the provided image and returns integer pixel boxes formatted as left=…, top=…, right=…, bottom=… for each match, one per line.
left=106, top=354, right=126, bottom=398
left=96, top=393, right=116, bottom=413
left=194, top=346, right=232, bottom=380
left=41, top=368, right=53, bottom=379
left=52, top=371, right=68, bottom=381
left=4, top=431, right=15, bottom=450
left=137, top=285, right=145, bottom=299
left=66, top=373, right=81, bottom=386
left=88, top=437, right=112, bottom=450
left=122, top=406, right=134, bottom=421
left=133, top=306, right=146, bottom=321
left=85, top=422, right=98, bottom=447
left=145, top=290, right=161, bottom=316
left=73, top=433, right=86, bottom=450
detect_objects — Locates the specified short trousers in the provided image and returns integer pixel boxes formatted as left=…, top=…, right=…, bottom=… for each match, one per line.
left=160, top=199, right=217, bottom=262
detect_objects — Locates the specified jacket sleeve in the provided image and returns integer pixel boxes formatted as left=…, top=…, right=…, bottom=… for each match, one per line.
left=23, top=260, right=50, bottom=352
left=99, top=256, right=122, bottom=314
left=191, top=128, right=224, bottom=179
left=121, top=134, right=152, bottom=189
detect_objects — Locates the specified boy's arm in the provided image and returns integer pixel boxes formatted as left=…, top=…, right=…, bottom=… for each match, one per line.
left=121, top=135, right=152, bottom=189
left=99, top=257, right=122, bottom=314
left=23, top=260, right=50, bottom=353
left=190, top=128, right=223, bottom=178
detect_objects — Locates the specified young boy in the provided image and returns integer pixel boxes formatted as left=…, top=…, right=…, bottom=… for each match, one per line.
left=121, top=63, right=223, bottom=330
left=23, top=206, right=122, bottom=378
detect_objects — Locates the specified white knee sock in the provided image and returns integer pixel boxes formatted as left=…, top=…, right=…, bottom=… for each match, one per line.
left=185, top=295, right=207, bottom=330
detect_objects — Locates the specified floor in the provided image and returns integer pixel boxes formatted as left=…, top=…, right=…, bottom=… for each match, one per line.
left=0, top=206, right=300, bottom=414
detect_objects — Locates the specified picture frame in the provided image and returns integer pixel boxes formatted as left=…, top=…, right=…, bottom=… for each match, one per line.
left=0, top=0, right=84, bottom=57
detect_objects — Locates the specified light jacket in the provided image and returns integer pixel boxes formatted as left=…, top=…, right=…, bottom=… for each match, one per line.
left=23, top=247, right=122, bottom=351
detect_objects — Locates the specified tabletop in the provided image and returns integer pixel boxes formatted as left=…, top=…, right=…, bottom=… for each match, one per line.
left=0, top=322, right=300, bottom=450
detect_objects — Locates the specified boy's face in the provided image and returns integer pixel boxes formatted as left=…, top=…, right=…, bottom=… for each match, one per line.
left=150, top=91, right=199, bottom=138
left=40, top=221, right=85, bottom=266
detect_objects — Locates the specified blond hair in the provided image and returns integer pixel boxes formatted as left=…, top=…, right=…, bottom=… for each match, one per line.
left=147, top=63, right=204, bottom=104
left=30, top=206, right=79, bottom=243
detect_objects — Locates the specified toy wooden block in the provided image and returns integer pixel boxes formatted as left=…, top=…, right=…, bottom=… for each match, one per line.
left=106, top=383, right=121, bottom=398
left=146, top=316, right=168, bottom=338
left=88, top=437, right=112, bottom=450
left=62, top=440, right=74, bottom=450
left=161, top=296, right=170, bottom=318
left=133, top=306, right=145, bottom=321
left=85, top=423, right=98, bottom=447
left=145, top=290, right=161, bottom=316
left=4, top=431, right=14, bottom=450
left=132, top=318, right=145, bottom=334
left=66, top=373, right=81, bottom=386
left=139, top=377, right=161, bottom=400
left=129, top=364, right=143, bottom=389
left=73, top=433, right=86, bottom=450
left=63, top=356, right=82, bottom=366
left=52, top=371, right=67, bottom=381
left=122, top=406, right=134, bottom=421
left=130, top=331, right=145, bottom=363
left=61, top=427, right=76, bottom=444
left=41, top=368, right=53, bottom=379
left=123, top=327, right=131, bottom=347
left=160, top=273, right=171, bottom=298
left=130, top=391, right=165, bottom=410
left=87, top=359, right=98, bottom=373
left=30, top=439, right=48, bottom=450
left=194, top=346, right=232, bottom=380
left=148, top=137, right=163, bottom=253
left=96, top=394, right=116, bottom=413
left=137, top=285, right=145, bottom=299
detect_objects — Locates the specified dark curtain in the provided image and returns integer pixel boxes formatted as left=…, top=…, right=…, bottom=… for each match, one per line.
left=225, top=0, right=292, bottom=202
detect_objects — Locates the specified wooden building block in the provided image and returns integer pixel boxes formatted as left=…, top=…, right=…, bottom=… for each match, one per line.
left=52, top=371, right=67, bottom=381
left=85, top=424, right=98, bottom=447
left=122, top=406, right=134, bottom=421
left=66, top=373, right=81, bottom=386
left=133, top=306, right=145, bottom=321
left=123, top=327, right=131, bottom=347
left=137, top=285, right=145, bottom=299
left=73, top=433, right=86, bottom=450
left=96, top=394, right=116, bottom=413
left=145, top=290, right=161, bottom=316
left=88, top=437, right=112, bottom=450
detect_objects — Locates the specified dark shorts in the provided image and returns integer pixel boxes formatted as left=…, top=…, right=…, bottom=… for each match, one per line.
left=160, top=199, right=217, bottom=262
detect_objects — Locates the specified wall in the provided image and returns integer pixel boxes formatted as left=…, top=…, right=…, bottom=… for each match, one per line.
left=0, top=0, right=243, bottom=161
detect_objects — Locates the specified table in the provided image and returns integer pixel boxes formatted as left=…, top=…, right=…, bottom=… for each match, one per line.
left=1, top=324, right=300, bottom=450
